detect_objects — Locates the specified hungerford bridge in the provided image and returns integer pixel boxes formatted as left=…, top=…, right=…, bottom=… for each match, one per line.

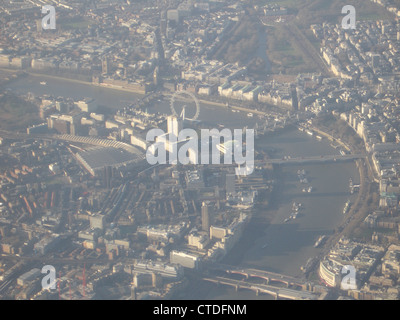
left=264, top=153, right=364, bottom=165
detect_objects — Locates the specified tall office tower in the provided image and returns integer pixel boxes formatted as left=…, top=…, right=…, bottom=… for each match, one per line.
left=167, top=115, right=183, bottom=138
left=225, top=173, right=236, bottom=196
left=102, top=57, right=110, bottom=74
left=160, top=10, right=167, bottom=36
left=371, top=54, right=380, bottom=69
left=131, top=286, right=137, bottom=300
left=153, top=66, right=159, bottom=86
left=36, top=19, right=42, bottom=33
left=201, top=201, right=210, bottom=232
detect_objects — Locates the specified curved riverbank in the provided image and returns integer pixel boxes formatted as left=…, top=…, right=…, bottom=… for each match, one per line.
left=230, top=126, right=360, bottom=272
left=180, top=126, right=361, bottom=299
left=0, top=68, right=147, bottom=95
left=2, top=71, right=369, bottom=299
left=1, top=67, right=271, bottom=116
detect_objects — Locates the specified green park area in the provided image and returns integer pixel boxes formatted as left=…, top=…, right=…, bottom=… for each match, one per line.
left=212, top=15, right=259, bottom=65
left=57, top=17, right=95, bottom=30
left=0, top=92, right=40, bottom=131
left=234, top=0, right=396, bottom=76
left=256, top=0, right=392, bottom=26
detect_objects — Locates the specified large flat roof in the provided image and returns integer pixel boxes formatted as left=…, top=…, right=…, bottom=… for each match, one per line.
left=76, top=147, right=144, bottom=174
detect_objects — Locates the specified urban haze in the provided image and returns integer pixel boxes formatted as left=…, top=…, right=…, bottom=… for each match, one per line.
left=0, top=0, right=399, bottom=301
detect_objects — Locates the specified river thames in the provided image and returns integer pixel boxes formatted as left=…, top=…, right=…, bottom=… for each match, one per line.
left=178, top=128, right=359, bottom=300
left=6, top=73, right=360, bottom=299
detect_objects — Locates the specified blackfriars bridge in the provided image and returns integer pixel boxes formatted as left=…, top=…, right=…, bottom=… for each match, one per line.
left=203, top=263, right=326, bottom=300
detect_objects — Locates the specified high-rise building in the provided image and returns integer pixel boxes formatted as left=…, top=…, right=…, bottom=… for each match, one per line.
left=160, top=10, right=167, bottom=36
left=201, top=201, right=210, bottom=232
left=131, top=286, right=137, bottom=300
left=56, top=101, right=68, bottom=113
left=170, top=250, right=201, bottom=269
left=102, top=57, right=110, bottom=74
left=153, top=66, right=160, bottom=86
left=36, top=19, right=42, bottom=33
left=226, top=174, right=236, bottom=196
left=152, top=272, right=163, bottom=288
left=371, top=54, right=380, bottom=69
left=76, top=98, right=97, bottom=112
